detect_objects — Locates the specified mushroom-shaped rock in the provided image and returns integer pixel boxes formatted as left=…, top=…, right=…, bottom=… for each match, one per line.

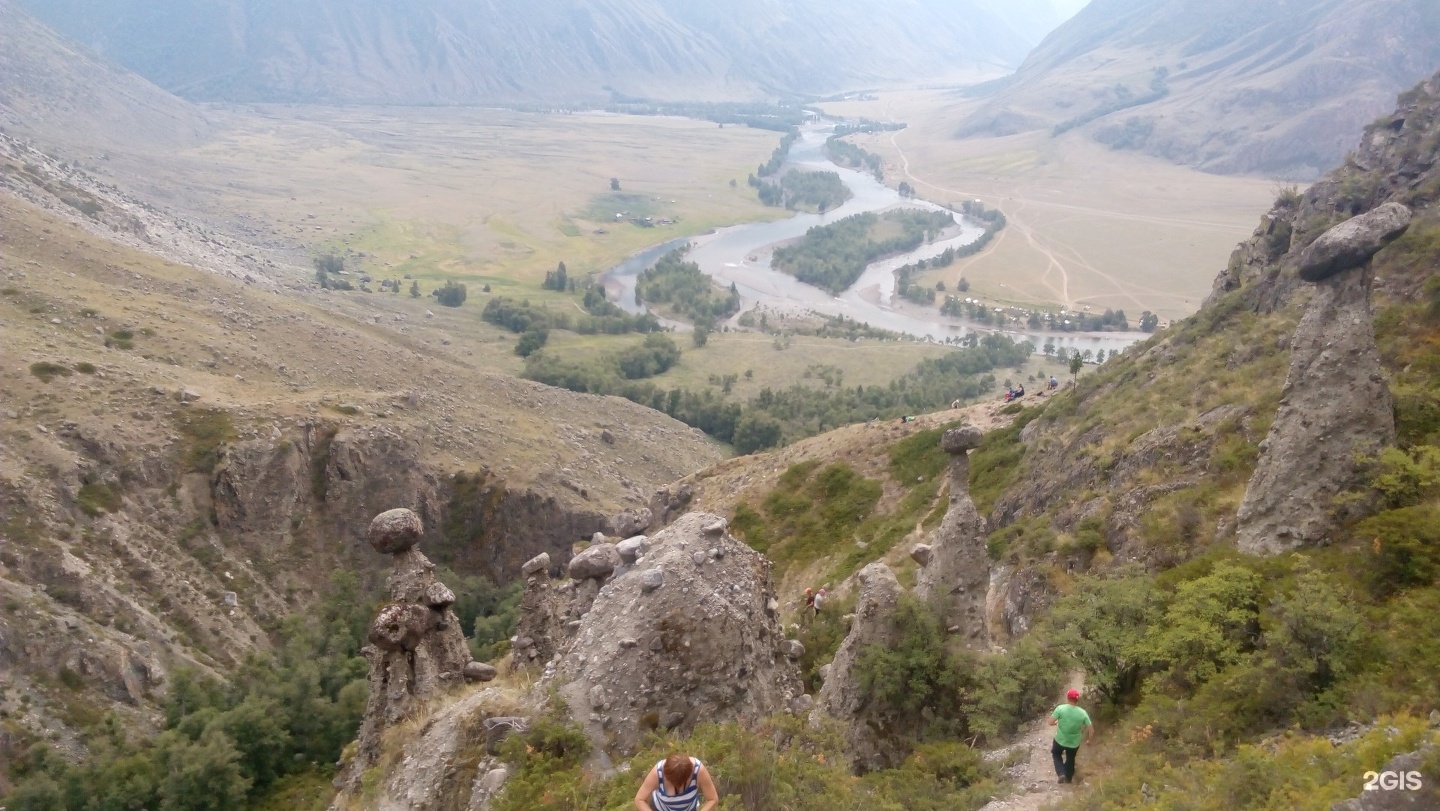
left=910, top=543, right=933, bottom=566
left=423, top=582, right=456, bottom=610
left=568, top=542, right=621, bottom=581
left=521, top=552, right=551, bottom=577
left=368, top=603, right=434, bottom=651
left=463, top=661, right=498, bottom=682
left=617, top=535, right=649, bottom=564
left=1298, top=202, right=1413, bottom=281
left=369, top=508, right=424, bottom=554
left=940, top=425, right=983, bottom=454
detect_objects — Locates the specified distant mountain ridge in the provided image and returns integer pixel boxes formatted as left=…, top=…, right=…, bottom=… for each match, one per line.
left=958, top=0, right=1440, bottom=178
left=16, top=0, right=1076, bottom=105
left=0, top=0, right=209, bottom=152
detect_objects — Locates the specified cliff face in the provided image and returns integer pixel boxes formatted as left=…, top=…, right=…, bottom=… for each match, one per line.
left=0, top=176, right=721, bottom=746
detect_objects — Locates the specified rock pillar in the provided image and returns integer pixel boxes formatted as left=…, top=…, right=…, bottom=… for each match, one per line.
left=1237, top=204, right=1409, bottom=554
left=913, top=426, right=991, bottom=649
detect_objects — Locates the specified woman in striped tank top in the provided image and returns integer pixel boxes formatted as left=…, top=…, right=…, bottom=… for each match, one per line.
left=633, top=753, right=719, bottom=811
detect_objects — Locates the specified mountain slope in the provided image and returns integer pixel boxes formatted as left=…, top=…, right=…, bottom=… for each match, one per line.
left=17, top=0, right=1071, bottom=104
left=958, top=0, right=1440, bottom=178
left=0, top=0, right=210, bottom=153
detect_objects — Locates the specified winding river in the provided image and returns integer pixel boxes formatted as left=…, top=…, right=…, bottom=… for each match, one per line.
left=602, top=125, right=1148, bottom=356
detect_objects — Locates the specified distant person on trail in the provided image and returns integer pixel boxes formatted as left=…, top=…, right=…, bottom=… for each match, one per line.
left=1048, top=688, right=1093, bottom=784
left=802, top=588, right=815, bottom=620
left=634, top=753, right=718, bottom=811
left=1049, top=376, right=1059, bottom=389
left=812, top=588, right=826, bottom=616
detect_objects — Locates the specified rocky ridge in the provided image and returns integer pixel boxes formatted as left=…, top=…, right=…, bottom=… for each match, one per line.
left=540, top=513, right=806, bottom=760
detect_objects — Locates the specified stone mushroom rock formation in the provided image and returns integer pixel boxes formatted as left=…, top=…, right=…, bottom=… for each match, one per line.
left=547, top=512, right=803, bottom=759
left=914, top=425, right=991, bottom=649
left=1237, top=206, right=1408, bottom=555
left=814, top=561, right=904, bottom=772
left=343, top=508, right=477, bottom=785
left=1297, top=202, right=1413, bottom=282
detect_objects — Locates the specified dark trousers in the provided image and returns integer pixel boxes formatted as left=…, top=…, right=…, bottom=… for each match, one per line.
left=1051, top=738, right=1079, bottom=781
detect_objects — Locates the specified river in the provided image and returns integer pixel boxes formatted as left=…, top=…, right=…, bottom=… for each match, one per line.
left=602, top=124, right=1148, bottom=356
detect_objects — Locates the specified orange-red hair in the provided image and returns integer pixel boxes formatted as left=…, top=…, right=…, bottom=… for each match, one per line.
left=662, top=754, right=694, bottom=789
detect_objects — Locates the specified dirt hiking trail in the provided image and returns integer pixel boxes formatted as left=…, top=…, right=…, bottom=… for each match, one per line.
left=978, top=671, right=1089, bottom=811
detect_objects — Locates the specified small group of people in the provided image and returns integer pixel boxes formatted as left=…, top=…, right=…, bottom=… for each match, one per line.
left=1004, top=383, right=1026, bottom=402
left=629, top=691, right=1093, bottom=808
left=802, top=586, right=826, bottom=618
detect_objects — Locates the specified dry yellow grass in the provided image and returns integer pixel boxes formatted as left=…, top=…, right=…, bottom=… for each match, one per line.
left=95, top=106, right=785, bottom=289
left=819, top=89, right=1278, bottom=322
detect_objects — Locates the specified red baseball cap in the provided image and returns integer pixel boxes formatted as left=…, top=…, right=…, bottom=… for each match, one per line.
left=1066, top=689, right=1080, bottom=700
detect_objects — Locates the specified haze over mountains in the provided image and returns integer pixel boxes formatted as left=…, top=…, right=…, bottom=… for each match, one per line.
left=959, top=0, right=1440, bottom=177
left=16, top=0, right=1080, bottom=105
left=0, top=0, right=210, bottom=151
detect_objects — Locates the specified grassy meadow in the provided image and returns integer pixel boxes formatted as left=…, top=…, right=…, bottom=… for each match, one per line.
left=105, top=106, right=787, bottom=290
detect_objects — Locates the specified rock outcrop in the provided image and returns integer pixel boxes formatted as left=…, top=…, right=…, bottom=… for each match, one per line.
left=545, top=512, right=804, bottom=759
left=814, top=561, right=903, bottom=772
left=1236, top=208, right=1407, bottom=555
left=914, top=425, right=991, bottom=649
left=1298, top=202, right=1414, bottom=281
left=1330, top=743, right=1440, bottom=810
left=343, top=508, right=478, bottom=786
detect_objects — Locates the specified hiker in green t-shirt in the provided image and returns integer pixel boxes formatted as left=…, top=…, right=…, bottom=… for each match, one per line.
left=1048, top=688, right=1093, bottom=784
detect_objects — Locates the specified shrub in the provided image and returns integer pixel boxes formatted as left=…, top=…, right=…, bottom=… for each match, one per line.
left=174, top=409, right=237, bottom=475
left=435, top=280, right=467, bottom=307
left=76, top=482, right=122, bottom=516
left=855, top=595, right=964, bottom=740
left=1353, top=505, right=1440, bottom=594
left=29, top=361, right=71, bottom=382
left=73, top=362, right=97, bottom=374
left=106, top=328, right=135, bottom=350
left=515, top=328, right=548, bottom=357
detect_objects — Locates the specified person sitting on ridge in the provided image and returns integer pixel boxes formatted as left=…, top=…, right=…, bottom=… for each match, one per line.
left=634, top=753, right=719, bottom=811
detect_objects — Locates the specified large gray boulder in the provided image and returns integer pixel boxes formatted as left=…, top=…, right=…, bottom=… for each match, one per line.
left=368, top=507, right=424, bottom=554
left=1330, top=745, right=1438, bottom=810
left=567, top=542, right=621, bottom=581
left=550, top=512, right=803, bottom=759
left=1298, top=202, right=1412, bottom=281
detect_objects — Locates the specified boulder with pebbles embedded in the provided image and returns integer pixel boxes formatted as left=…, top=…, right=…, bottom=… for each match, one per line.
left=548, top=512, right=804, bottom=759
left=568, top=542, right=621, bottom=580
left=914, top=425, right=991, bottom=649
left=341, top=508, right=478, bottom=789
left=814, top=561, right=904, bottom=772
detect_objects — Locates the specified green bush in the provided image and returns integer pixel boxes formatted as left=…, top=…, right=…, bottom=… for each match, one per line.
left=435, top=280, right=467, bottom=307
left=514, top=328, right=548, bottom=357
left=76, top=482, right=122, bottom=516
left=855, top=596, right=964, bottom=740
left=1353, top=505, right=1440, bottom=594
left=29, top=362, right=71, bottom=382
